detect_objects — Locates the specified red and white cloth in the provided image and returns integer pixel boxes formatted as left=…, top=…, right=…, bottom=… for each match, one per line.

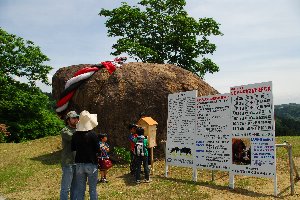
left=56, top=57, right=126, bottom=113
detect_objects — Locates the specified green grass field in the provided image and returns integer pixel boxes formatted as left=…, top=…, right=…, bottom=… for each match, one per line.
left=0, top=136, right=299, bottom=199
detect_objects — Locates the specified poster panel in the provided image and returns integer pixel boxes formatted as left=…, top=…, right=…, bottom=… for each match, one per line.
left=166, top=90, right=197, bottom=167
left=194, top=94, right=231, bottom=171
left=230, top=81, right=276, bottom=178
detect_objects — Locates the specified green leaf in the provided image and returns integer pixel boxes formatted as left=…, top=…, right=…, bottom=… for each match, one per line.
left=99, top=0, right=223, bottom=77
left=0, top=28, right=52, bottom=86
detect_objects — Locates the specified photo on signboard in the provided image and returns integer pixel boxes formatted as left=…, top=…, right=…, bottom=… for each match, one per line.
left=169, top=147, right=192, bottom=156
left=232, top=138, right=251, bottom=165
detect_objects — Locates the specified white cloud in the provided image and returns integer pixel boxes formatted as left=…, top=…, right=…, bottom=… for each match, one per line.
left=185, top=0, right=300, bottom=104
left=205, top=57, right=300, bottom=104
left=1, top=0, right=299, bottom=104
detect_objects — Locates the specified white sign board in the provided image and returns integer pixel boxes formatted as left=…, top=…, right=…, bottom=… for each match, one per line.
left=230, top=81, right=275, bottom=178
left=195, top=94, right=231, bottom=171
left=166, top=90, right=197, bottom=167
left=166, top=82, right=276, bottom=179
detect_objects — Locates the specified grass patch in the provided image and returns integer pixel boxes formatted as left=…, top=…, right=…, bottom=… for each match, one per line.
left=276, top=136, right=300, bottom=158
left=235, top=178, right=251, bottom=188
left=0, top=166, right=34, bottom=193
left=0, top=135, right=300, bottom=199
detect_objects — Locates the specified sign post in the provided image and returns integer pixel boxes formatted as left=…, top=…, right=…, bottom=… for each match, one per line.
left=166, top=82, right=278, bottom=196
left=165, top=90, right=198, bottom=180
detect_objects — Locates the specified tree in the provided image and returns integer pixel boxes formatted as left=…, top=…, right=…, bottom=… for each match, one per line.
left=0, top=27, right=52, bottom=86
left=99, top=0, right=223, bottom=77
left=0, top=28, right=64, bottom=142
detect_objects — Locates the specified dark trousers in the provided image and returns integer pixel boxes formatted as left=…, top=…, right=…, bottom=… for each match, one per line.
left=135, top=156, right=149, bottom=181
left=147, top=147, right=151, bottom=165
left=130, top=151, right=136, bottom=174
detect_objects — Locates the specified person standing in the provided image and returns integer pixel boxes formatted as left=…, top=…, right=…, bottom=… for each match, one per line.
left=60, top=111, right=79, bottom=200
left=134, top=127, right=150, bottom=184
left=128, top=123, right=138, bottom=174
left=97, top=133, right=110, bottom=183
left=71, top=110, right=99, bottom=200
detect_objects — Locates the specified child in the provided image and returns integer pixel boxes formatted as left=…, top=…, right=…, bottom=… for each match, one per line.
left=134, top=127, right=150, bottom=184
left=128, top=123, right=138, bottom=174
left=97, top=133, right=110, bottom=183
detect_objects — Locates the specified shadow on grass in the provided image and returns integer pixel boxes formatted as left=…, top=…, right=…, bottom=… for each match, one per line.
left=118, top=172, right=138, bottom=186
left=30, top=150, right=61, bottom=165
left=158, top=176, right=282, bottom=199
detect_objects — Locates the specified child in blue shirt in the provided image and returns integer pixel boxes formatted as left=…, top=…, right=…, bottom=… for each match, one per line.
left=98, top=133, right=110, bottom=183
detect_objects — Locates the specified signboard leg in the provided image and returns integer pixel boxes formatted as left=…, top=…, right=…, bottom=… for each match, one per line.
left=211, top=170, right=215, bottom=182
left=165, top=164, right=169, bottom=178
left=274, top=174, right=278, bottom=196
left=193, top=167, right=197, bottom=182
left=229, top=172, right=235, bottom=189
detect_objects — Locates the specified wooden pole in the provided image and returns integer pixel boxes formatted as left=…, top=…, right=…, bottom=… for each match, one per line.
left=287, top=144, right=295, bottom=196
left=292, top=158, right=300, bottom=180
left=151, top=147, right=154, bottom=175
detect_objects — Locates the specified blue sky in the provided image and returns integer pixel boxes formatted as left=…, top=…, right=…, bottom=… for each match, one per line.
left=1, top=0, right=299, bottom=104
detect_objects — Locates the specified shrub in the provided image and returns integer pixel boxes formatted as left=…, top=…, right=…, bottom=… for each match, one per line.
left=0, top=78, right=64, bottom=142
left=113, top=147, right=131, bottom=163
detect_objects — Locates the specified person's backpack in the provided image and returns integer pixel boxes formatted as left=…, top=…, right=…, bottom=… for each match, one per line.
left=134, top=136, right=145, bottom=156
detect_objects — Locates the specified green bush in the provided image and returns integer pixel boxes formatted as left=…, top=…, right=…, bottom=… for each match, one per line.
left=113, top=147, right=131, bottom=163
left=0, top=78, right=64, bottom=142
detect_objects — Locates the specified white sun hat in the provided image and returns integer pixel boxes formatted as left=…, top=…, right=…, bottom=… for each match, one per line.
left=76, top=110, right=98, bottom=131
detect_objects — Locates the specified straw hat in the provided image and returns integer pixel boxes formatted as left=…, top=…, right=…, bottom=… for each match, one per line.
left=76, top=110, right=98, bottom=131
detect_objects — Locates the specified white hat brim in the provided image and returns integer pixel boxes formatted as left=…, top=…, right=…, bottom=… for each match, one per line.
left=76, top=112, right=98, bottom=131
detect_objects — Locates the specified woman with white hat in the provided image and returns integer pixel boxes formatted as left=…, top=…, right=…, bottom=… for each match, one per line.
left=71, top=110, right=99, bottom=200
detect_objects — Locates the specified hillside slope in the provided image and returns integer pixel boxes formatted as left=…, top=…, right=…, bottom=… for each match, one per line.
left=275, top=103, right=300, bottom=136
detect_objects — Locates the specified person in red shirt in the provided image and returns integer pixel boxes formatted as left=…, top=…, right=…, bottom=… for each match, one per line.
left=128, top=123, right=138, bottom=174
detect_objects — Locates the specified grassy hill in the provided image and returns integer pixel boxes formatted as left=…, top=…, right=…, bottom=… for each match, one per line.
left=275, top=103, right=300, bottom=120
left=0, top=136, right=300, bottom=199
left=275, top=103, right=300, bottom=136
